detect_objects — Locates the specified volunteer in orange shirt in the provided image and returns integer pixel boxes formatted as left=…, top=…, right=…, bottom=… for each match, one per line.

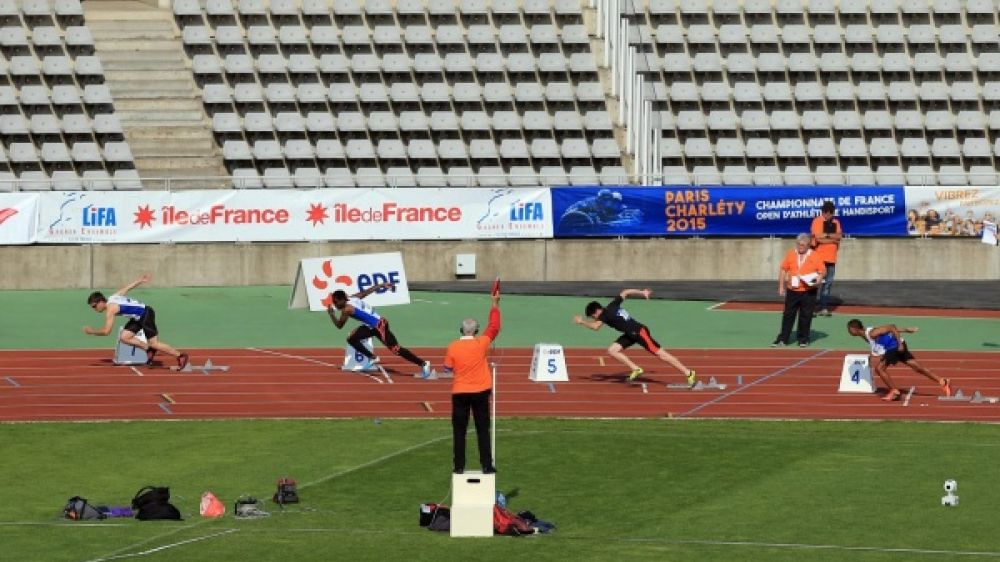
left=810, top=200, right=842, bottom=317
left=444, top=292, right=500, bottom=474
left=772, top=233, right=827, bottom=348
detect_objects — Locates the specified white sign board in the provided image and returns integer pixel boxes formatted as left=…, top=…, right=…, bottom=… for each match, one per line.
left=289, top=252, right=410, bottom=311
left=838, top=354, right=875, bottom=393
left=343, top=338, right=375, bottom=371
left=0, top=193, right=38, bottom=245
left=529, top=343, right=569, bottom=382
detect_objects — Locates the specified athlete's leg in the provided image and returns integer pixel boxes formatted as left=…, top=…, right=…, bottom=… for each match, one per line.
left=903, top=358, right=946, bottom=385
left=607, top=342, right=640, bottom=371
left=380, top=324, right=425, bottom=367
left=348, top=326, right=377, bottom=359
left=145, top=336, right=181, bottom=358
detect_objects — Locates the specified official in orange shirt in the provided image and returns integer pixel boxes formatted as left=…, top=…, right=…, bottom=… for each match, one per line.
left=443, top=292, right=500, bottom=474
left=772, top=233, right=827, bottom=348
left=810, top=200, right=842, bottom=317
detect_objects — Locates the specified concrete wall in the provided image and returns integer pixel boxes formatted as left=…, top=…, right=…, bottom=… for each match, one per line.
left=0, top=238, right=996, bottom=289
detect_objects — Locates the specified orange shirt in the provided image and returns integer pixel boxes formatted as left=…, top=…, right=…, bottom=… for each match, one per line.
left=810, top=216, right=842, bottom=264
left=445, top=306, right=501, bottom=394
left=780, top=248, right=827, bottom=292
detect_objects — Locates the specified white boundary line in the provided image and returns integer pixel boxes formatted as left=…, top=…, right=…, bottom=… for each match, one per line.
left=129, top=367, right=142, bottom=377
left=679, top=350, right=830, bottom=418
left=82, top=529, right=239, bottom=562
left=246, top=347, right=384, bottom=384
left=705, top=302, right=724, bottom=311
left=616, top=536, right=1000, bottom=558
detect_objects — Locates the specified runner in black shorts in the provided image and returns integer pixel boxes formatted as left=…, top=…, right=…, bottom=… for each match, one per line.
left=847, top=319, right=952, bottom=402
left=84, top=273, right=188, bottom=369
left=573, top=288, right=698, bottom=387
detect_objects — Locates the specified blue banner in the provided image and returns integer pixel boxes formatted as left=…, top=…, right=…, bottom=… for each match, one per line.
left=551, top=186, right=907, bottom=237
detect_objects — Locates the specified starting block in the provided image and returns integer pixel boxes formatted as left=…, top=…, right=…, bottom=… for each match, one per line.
left=113, top=328, right=148, bottom=366
left=171, top=358, right=230, bottom=374
left=342, top=338, right=377, bottom=371
left=939, top=389, right=971, bottom=402
left=971, top=391, right=1000, bottom=404
left=838, top=354, right=875, bottom=394
left=528, top=343, right=569, bottom=382
left=668, top=376, right=727, bottom=390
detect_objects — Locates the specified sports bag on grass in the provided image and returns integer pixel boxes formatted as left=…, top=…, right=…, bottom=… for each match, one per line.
left=131, top=486, right=182, bottom=521
left=63, top=496, right=105, bottom=521
left=493, top=505, right=534, bottom=536
left=273, top=477, right=299, bottom=504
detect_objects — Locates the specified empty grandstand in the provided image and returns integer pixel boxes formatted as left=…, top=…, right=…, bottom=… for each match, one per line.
left=0, top=0, right=998, bottom=189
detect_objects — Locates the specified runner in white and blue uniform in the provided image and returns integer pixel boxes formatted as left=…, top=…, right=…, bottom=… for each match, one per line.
left=84, top=273, right=188, bottom=369
left=327, top=282, right=431, bottom=377
left=846, top=318, right=952, bottom=401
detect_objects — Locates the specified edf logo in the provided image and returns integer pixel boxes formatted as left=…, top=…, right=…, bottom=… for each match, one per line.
left=356, top=270, right=401, bottom=294
left=82, top=205, right=117, bottom=227
left=509, top=201, right=543, bottom=222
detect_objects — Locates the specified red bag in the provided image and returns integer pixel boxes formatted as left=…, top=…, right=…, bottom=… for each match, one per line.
left=199, top=491, right=225, bottom=518
left=493, top=505, right=533, bottom=536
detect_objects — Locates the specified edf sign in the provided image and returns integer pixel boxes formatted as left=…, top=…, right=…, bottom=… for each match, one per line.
left=356, top=271, right=401, bottom=293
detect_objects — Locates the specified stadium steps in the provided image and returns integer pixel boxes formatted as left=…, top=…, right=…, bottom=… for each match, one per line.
left=583, top=3, right=633, bottom=181
left=82, top=1, right=228, bottom=187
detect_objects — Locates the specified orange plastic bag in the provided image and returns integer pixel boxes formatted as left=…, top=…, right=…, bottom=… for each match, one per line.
left=200, top=491, right=225, bottom=518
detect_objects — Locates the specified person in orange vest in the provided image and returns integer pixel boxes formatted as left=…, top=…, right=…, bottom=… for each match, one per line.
left=772, top=234, right=827, bottom=348
left=443, top=292, right=500, bottom=474
left=810, top=200, right=842, bottom=317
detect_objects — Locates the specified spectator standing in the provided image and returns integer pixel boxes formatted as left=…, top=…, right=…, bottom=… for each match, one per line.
left=810, top=201, right=842, bottom=316
left=772, top=234, right=827, bottom=348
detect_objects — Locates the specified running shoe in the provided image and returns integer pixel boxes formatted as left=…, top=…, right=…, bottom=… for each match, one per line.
left=627, top=367, right=644, bottom=382
left=145, top=348, right=157, bottom=366
left=177, top=353, right=189, bottom=370
left=941, top=378, right=953, bottom=397
left=420, top=361, right=432, bottom=379
left=361, top=357, right=381, bottom=371
left=770, top=340, right=786, bottom=348
left=686, top=370, right=697, bottom=388
left=882, top=388, right=902, bottom=402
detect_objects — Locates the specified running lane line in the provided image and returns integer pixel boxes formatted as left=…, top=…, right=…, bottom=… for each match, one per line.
left=678, top=349, right=830, bottom=418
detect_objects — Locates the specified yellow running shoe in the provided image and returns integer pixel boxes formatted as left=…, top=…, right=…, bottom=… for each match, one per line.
left=686, top=370, right=697, bottom=388
left=627, top=367, right=644, bottom=382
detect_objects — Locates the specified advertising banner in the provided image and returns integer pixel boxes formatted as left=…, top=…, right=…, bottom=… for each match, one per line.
left=902, top=187, right=1000, bottom=237
left=552, top=186, right=907, bottom=237
left=289, top=252, right=409, bottom=311
left=0, top=193, right=38, bottom=245
left=35, top=188, right=553, bottom=244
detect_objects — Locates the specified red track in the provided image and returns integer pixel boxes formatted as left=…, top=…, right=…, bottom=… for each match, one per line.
left=2, top=348, right=998, bottom=422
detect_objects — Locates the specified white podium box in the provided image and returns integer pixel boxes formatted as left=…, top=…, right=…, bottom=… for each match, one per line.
left=342, top=338, right=374, bottom=371
left=450, top=471, right=495, bottom=538
left=113, top=328, right=147, bottom=366
left=838, top=354, right=875, bottom=393
left=528, top=343, right=569, bottom=382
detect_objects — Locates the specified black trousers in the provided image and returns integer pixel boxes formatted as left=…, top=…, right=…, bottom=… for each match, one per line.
left=777, top=289, right=818, bottom=345
left=452, top=389, right=493, bottom=473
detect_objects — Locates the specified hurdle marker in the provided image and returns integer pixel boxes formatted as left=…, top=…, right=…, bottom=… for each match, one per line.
left=159, top=393, right=175, bottom=404
left=130, top=367, right=143, bottom=377
left=5, top=376, right=19, bottom=388
left=421, top=401, right=433, bottom=412
left=903, top=386, right=915, bottom=407
left=598, top=356, right=605, bottom=366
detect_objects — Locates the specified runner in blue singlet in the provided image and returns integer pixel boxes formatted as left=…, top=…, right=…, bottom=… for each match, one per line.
left=846, top=319, right=952, bottom=402
left=327, top=282, right=431, bottom=377
left=84, top=273, right=188, bottom=369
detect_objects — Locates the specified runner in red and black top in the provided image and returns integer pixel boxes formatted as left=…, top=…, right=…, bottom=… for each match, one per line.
left=573, top=288, right=698, bottom=387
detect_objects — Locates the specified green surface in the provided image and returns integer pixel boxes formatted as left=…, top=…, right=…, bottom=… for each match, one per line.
left=3, top=419, right=998, bottom=562
left=4, top=286, right=997, bottom=351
